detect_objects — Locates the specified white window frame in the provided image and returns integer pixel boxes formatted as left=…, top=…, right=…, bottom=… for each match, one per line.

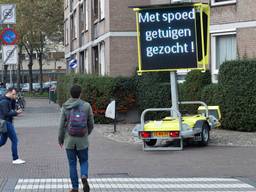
left=211, top=0, right=236, bottom=6
left=93, top=0, right=99, bottom=22
left=99, top=42, right=105, bottom=75
left=70, top=15, right=74, bottom=39
left=73, top=10, right=78, bottom=39
left=211, top=30, right=236, bottom=82
left=79, top=3, right=85, bottom=32
left=85, top=50, right=89, bottom=73
left=85, top=0, right=89, bottom=30
left=100, top=0, right=105, bottom=20
left=64, top=19, right=69, bottom=46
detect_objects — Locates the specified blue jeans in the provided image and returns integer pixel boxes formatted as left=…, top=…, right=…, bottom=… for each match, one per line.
left=66, top=147, right=88, bottom=190
left=0, top=122, right=19, bottom=160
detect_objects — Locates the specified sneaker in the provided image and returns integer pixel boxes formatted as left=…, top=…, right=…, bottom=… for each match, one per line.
left=82, top=177, right=90, bottom=192
left=12, top=159, right=26, bottom=164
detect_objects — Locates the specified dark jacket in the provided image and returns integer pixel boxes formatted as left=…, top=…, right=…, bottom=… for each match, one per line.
left=0, top=96, right=17, bottom=123
left=58, top=98, right=94, bottom=150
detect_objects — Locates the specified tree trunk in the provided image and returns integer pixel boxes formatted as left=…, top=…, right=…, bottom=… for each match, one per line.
left=28, top=56, right=33, bottom=92
left=17, top=44, right=23, bottom=91
left=3, top=65, right=8, bottom=85
left=38, top=32, right=44, bottom=93
left=39, top=53, right=43, bottom=93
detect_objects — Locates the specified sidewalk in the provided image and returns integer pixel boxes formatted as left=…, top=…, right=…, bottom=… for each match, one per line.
left=96, top=124, right=256, bottom=147
left=1, top=98, right=256, bottom=192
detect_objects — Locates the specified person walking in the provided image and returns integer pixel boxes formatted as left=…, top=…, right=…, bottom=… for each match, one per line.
left=58, top=85, right=94, bottom=192
left=0, top=87, right=26, bottom=164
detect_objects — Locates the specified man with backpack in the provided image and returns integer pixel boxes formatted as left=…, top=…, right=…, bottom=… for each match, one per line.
left=58, top=85, right=94, bottom=192
left=0, top=87, right=25, bottom=164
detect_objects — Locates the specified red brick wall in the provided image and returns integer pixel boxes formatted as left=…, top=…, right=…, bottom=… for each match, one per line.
left=109, top=36, right=138, bottom=77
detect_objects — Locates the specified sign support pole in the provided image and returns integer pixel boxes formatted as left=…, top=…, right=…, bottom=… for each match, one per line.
left=9, top=64, right=12, bottom=85
left=1, top=63, right=3, bottom=82
left=170, top=71, right=179, bottom=118
left=114, top=108, right=117, bottom=133
left=0, top=4, right=17, bottom=84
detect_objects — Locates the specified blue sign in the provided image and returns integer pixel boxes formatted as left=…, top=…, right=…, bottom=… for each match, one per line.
left=1, top=28, right=18, bottom=45
left=69, top=59, right=78, bottom=69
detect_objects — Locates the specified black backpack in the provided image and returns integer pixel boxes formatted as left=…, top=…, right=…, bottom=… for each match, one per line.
left=67, top=103, right=88, bottom=137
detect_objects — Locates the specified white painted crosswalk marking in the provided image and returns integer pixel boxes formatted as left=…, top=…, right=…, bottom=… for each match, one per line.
left=14, top=177, right=256, bottom=192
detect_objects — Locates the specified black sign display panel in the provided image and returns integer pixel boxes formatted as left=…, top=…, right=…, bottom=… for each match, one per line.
left=138, top=6, right=198, bottom=71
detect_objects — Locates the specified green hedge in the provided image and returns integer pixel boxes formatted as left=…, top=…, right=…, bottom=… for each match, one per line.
left=134, top=70, right=211, bottom=119
left=134, top=72, right=171, bottom=120
left=218, top=59, right=256, bottom=132
left=179, top=70, right=211, bottom=114
left=57, top=74, right=136, bottom=123
left=201, top=84, right=222, bottom=106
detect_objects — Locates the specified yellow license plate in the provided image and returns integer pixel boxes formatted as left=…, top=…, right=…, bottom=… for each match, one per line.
left=153, top=132, right=169, bottom=137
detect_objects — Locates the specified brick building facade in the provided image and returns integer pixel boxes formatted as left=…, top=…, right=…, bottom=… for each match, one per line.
left=210, top=0, right=256, bottom=82
left=64, top=0, right=149, bottom=77
left=64, top=0, right=256, bottom=81
left=151, top=0, right=256, bottom=82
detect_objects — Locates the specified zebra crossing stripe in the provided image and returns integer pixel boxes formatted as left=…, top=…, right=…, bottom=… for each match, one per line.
left=14, top=177, right=256, bottom=191
left=17, top=177, right=242, bottom=183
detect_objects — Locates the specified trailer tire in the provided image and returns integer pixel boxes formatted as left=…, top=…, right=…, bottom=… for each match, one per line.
left=198, top=122, right=210, bottom=146
left=144, top=139, right=157, bottom=146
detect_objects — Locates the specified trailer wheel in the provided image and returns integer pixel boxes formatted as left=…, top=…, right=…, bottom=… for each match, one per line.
left=144, top=139, right=157, bottom=146
left=198, top=122, right=210, bottom=146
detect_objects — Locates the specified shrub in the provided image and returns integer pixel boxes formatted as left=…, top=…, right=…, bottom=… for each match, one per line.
left=56, top=74, right=136, bottom=123
left=134, top=72, right=171, bottom=120
left=218, top=59, right=256, bottom=132
left=201, top=84, right=222, bottom=106
left=179, top=70, right=211, bottom=113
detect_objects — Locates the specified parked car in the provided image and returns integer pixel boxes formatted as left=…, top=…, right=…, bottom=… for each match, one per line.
left=21, top=83, right=29, bottom=92
left=6, top=83, right=19, bottom=89
left=43, top=81, right=57, bottom=92
left=33, top=83, right=41, bottom=92
left=21, top=83, right=40, bottom=92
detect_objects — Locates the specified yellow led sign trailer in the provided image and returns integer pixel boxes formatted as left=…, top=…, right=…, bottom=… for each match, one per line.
left=134, top=3, right=210, bottom=74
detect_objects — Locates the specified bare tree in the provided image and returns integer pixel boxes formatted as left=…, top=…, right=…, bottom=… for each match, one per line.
left=0, top=0, right=64, bottom=92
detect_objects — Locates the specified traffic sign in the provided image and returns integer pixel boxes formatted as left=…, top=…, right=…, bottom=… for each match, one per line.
left=0, top=28, right=18, bottom=45
left=133, top=3, right=210, bottom=74
left=2, top=45, right=18, bottom=65
left=69, top=59, right=78, bottom=69
left=0, top=4, right=16, bottom=24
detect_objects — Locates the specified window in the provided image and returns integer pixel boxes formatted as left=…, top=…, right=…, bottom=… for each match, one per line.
left=216, top=35, right=236, bottom=69
left=74, top=10, right=78, bottom=38
left=211, top=32, right=237, bottom=82
left=93, top=0, right=99, bottom=21
left=80, top=51, right=85, bottom=73
left=70, top=0, right=73, bottom=12
left=85, top=0, right=89, bottom=30
left=33, top=53, right=37, bottom=59
left=211, top=0, right=236, bottom=6
left=99, top=42, right=105, bottom=75
left=70, top=15, right=74, bottom=39
left=100, top=0, right=105, bottom=20
left=25, top=53, right=37, bottom=60
left=85, top=50, right=89, bottom=73
left=64, top=20, right=69, bottom=45
left=92, top=46, right=99, bottom=75
left=79, top=3, right=85, bottom=31
left=71, top=10, right=77, bottom=39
